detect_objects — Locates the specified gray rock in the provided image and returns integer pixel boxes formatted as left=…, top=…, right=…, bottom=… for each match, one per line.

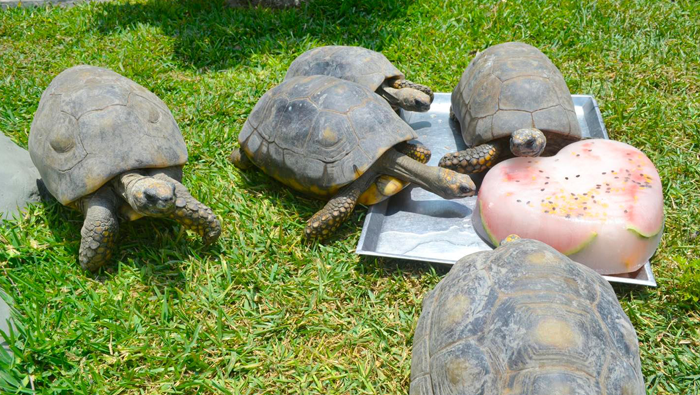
left=0, top=133, right=42, bottom=223
left=0, top=290, right=12, bottom=356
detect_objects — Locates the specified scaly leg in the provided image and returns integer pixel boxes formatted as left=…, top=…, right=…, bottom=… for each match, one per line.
left=305, top=169, right=378, bottom=240
left=152, top=172, right=222, bottom=244
left=78, top=186, right=119, bottom=271
left=438, top=142, right=503, bottom=174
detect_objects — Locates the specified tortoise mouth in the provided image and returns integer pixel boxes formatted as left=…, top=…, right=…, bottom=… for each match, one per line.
left=128, top=179, right=177, bottom=216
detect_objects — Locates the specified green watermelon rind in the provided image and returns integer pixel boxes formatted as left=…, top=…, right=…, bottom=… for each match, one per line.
left=562, top=231, right=598, bottom=256
left=479, top=200, right=501, bottom=247
left=480, top=199, right=599, bottom=255
left=626, top=219, right=664, bottom=239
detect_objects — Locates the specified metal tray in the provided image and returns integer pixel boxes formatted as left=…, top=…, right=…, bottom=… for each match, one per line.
left=356, top=93, right=657, bottom=287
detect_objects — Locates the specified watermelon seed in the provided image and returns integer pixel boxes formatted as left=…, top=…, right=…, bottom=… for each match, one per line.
left=624, top=210, right=629, bottom=213
left=517, top=200, right=521, bottom=203
left=576, top=154, right=580, bottom=157
left=576, top=175, right=580, bottom=177
left=566, top=214, right=571, bottom=218
left=526, top=201, right=530, bottom=204
left=545, top=182, right=549, bottom=185
left=540, top=188, right=544, bottom=191
left=565, top=177, right=569, bottom=180
left=602, top=172, right=606, bottom=174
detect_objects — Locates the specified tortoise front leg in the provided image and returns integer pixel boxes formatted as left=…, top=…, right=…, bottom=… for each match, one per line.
left=438, top=142, right=503, bottom=174
left=78, top=186, right=119, bottom=271
left=151, top=172, right=222, bottom=244
left=378, top=148, right=476, bottom=199
left=395, top=141, right=431, bottom=164
left=305, top=169, right=378, bottom=240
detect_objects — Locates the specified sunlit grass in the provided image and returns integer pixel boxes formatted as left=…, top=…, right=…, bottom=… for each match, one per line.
left=0, top=0, right=698, bottom=393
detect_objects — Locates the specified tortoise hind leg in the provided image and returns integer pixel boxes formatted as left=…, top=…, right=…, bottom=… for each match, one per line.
left=151, top=171, right=222, bottom=244
left=306, top=169, right=378, bottom=240
left=78, top=186, right=119, bottom=271
left=438, top=142, right=503, bottom=174
left=229, top=147, right=254, bottom=170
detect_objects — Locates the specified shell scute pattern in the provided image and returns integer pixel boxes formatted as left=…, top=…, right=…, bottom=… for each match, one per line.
left=285, top=46, right=403, bottom=91
left=409, top=239, right=645, bottom=395
left=239, top=76, right=417, bottom=198
left=451, top=42, right=582, bottom=151
left=29, top=65, right=188, bottom=205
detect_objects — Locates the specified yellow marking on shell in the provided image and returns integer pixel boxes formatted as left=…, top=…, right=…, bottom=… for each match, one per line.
left=526, top=250, right=558, bottom=265
left=534, top=318, right=581, bottom=349
left=548, top=383, right=574, bottom=395
left=321, top=127, right=338, bottom=144
left=446, top=358, right=478, bottom=387
left=443, top=294, right=471, bottom=327
left=308, top=184, right=339, bottom=199
left=284, top=178, right=305, bottom=194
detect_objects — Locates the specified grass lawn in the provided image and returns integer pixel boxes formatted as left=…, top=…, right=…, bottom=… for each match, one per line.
left=1, top=0, right=699, bottom=393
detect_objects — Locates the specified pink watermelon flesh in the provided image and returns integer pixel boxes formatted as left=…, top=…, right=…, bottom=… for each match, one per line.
left=478, top=139, right=664, bottom=275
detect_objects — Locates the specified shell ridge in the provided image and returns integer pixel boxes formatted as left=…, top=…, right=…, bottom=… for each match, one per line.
left=74, top=103, right=128, bottom=122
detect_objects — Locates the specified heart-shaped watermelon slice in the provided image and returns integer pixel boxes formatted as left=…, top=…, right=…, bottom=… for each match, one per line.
left=477, top=139, right=664, bottom=275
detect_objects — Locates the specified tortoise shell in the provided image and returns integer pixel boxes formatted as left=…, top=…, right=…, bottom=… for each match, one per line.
left=29, top=65, right=187, bottom=206
left=410, top=238, right=644, bottom=395
left=285, top=46, right=404, bottom=92
left=238, top=75, right=418, bottom=199
left=452, top=42, right=582, bottom=155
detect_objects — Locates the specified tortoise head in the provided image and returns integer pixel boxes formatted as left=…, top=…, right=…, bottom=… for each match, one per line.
left=510, top=128, right=547, bottom=157
left=379, top=86, right=431, bottom=112
left=122, top=174, right=177, bottom=216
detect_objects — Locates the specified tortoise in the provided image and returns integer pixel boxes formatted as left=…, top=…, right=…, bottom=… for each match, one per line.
left=285, top=45, right=434, bottom=113
left=409, top=235, right=645, bottom=395
left=439, top=42, right=582, bottom=175
left=29, top=65, right=221, bottom=271
left=230, top=75, right=476, bottom=239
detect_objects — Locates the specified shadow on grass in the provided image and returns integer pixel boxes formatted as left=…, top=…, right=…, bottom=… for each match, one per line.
left=91, top=0, right=411, bottom=71
left=38, top=191, right=221, bottom=289
left=357, top=254, right=450, bottom=280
